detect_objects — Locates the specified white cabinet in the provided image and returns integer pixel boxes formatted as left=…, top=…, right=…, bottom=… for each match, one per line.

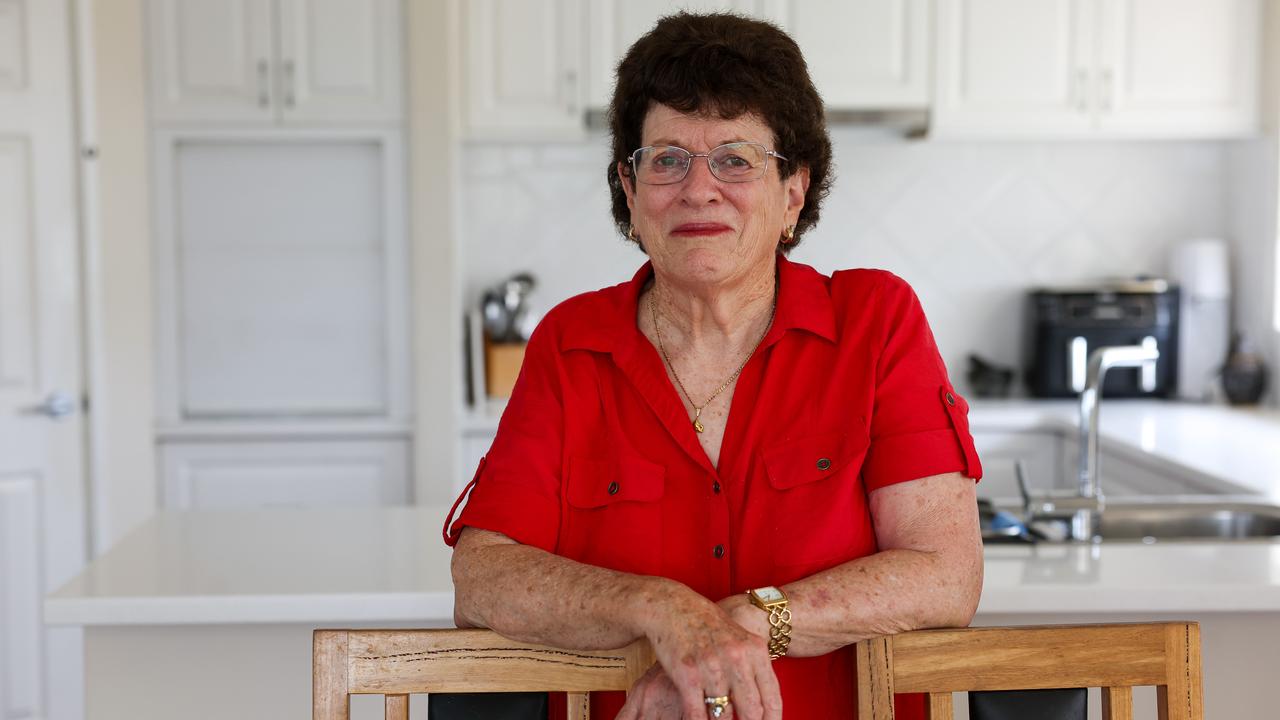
left=146, top=0, right=276, bottom=124
left=147, top=0, right=402, bottom=126
left=465, top=0, right=585, bottom=138
left=934, top=0, right=1259, bottom=138
left=585, top=0, right=766, bottom=109
left=1095, top=0, right=1258, bottom=137
left=772, top=0, right=931, bottom=109
left=160, top=439, right=409, bottom=509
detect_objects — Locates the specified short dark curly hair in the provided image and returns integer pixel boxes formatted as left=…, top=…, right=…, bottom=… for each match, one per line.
left=607, top=12, right=833, bottom=253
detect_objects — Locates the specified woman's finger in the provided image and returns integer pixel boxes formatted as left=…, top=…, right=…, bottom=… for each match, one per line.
left=752, top=654, right=784, bottom=720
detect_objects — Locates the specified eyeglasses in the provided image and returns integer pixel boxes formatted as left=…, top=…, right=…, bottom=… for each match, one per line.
left=627, top=142, right=788, bottom=185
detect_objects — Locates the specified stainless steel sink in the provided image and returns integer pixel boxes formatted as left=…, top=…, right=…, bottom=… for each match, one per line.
left=1095, top=499, right=1280, bottom=541
left=982, top=496, right=1280, bottom=543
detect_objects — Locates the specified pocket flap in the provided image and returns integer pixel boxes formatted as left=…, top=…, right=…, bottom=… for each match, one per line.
left=567, top=455, right=666, bottom=508
left=762, top=429, right=869, bottom=490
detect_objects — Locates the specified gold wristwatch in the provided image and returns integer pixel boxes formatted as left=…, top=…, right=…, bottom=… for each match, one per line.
left=747, top=586, right=792, bottom=659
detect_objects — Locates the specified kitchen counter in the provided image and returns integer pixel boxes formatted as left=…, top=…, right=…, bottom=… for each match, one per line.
left=45, top=505, right=1280, bottom=626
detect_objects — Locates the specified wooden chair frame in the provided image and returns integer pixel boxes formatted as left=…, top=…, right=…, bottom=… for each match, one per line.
left=854, top=622, right=1202, bottom=720
left=314, top=622, right=1201, bottom=719
left=313, top=628, right=653, bottom=720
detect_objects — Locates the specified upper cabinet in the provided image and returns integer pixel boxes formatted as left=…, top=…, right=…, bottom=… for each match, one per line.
left=147, top=0, right=403, bottom=126
left=933, top=0, right=1259, bottom=138
left=773, top=0, right=931, bottom=110
left=464, top=0, right=585, bottom=138
left=1095, top=0, right=1258, bottom=137
left=585, top=0, right=767, bottom=109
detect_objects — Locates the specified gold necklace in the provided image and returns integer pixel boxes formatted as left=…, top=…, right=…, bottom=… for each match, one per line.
left=650, top=286, right=776, bottom=434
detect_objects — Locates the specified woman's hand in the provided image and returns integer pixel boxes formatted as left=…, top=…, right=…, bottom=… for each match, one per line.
left=618, top=584, right=782, bottom=720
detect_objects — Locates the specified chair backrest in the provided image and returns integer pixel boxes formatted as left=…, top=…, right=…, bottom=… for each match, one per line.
left=314, top=622, right=1201, bottom=720
left=853, top=621, right=1203, bottom=720
left=312, top=628, right=654, bottom=720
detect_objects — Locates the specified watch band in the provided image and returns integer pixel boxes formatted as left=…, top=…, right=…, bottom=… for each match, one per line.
left=748, top=587, right=792, bottom=659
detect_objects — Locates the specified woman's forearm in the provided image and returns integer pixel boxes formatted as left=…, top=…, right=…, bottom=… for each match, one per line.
left=779, top=545, right=983, bottom=657
left=451, top=527, right=697, bottom=650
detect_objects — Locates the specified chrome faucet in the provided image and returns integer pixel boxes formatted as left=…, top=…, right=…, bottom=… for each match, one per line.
left=1072, top=341, right=1160, bottom=540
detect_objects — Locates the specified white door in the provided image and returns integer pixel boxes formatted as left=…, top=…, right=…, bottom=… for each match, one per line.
left=277, top=0, right=404, bottom=125
left=0, top=0, right=88, bottom=718
left=774, top=0, right=931, bottom=109
left=933, top=0, right=1095, bottom=137
left=585, top=0, right=763, bottom=108
left=146, top=0, right=276, bottom=124
left=464, top=0, right=584, bottom=138
left=1095, top=0, right=1259, bottom=137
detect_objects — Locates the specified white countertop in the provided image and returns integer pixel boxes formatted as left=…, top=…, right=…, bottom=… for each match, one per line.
left=45, top=504, right=1280, bottom=627
left=965, top=399, right=1280, bottom=500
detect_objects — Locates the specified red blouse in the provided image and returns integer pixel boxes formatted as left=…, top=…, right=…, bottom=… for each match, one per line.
left=444, top=254, right=982, bottom=719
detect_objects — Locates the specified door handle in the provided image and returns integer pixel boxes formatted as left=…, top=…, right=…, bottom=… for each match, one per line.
left=256, top=59, right=269, bottom=107
left=18, top=391, right=78, bottom=420
left=283, top=59, right=296, bottom=107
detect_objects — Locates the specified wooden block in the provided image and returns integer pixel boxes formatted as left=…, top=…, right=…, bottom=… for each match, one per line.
left=484, top=341, right=526, bottom=398
left=384, top=694, right=408, bottom=720
left=1102, top=686, right=1133, bottom=720
left=313, top=630, right=350, bottom=720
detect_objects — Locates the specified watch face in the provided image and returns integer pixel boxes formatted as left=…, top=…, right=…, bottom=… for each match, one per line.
left=753, top=586, right=784, bottom=604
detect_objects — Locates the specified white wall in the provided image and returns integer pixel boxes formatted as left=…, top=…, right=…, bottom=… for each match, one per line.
left=461, top=135, right=1234, bottom=396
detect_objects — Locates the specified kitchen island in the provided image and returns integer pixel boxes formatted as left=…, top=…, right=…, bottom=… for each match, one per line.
left=46, top=505, right=1280, bottom=720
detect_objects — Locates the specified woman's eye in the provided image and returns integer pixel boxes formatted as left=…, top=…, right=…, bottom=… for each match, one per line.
left=721, top=155, right=750, bottom=168
left=653, top=154, right=682, bottom=169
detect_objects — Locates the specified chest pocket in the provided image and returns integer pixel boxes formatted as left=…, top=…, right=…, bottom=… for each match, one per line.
left=760, top=427, right=874, bottom=580
left=561, top=455, right=665, bottom=576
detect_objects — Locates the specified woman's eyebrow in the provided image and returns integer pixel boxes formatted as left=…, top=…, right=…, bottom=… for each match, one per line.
left=647, top=137, right=753, bottom=148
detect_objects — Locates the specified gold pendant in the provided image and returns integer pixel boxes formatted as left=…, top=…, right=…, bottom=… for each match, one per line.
left=693, top=418, right=705, bottom=433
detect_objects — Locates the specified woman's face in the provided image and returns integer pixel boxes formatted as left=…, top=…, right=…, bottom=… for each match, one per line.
left=619, top=104, right=809, bottom=291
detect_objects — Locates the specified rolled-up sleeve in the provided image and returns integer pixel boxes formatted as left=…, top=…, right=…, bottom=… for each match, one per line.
left=443, top=319, right=564, bottom=552
left=861, top=273, right=983, bottom=492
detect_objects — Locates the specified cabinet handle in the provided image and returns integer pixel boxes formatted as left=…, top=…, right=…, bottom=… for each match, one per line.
left=1099, top=68, right=1113, bottom=112
left=257, top=59, right=269, bottom=107
left=1073, top=68, right=1088, bottom=112
left=564, top=69, right=577, bottom=117
left=283, top=59, right=296, bottom=107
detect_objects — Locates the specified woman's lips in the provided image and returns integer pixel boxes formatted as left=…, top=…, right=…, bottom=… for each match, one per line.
left=670, top=223, right=732, bottom=237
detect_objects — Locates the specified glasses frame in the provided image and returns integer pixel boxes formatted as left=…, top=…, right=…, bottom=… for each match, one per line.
left=626, top=142, right=789, bottom=185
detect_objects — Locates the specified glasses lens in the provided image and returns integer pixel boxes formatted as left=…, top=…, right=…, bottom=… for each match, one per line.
left=634, top=146, right=690, bottom=185
left=709, top=143, right=768, bottom=182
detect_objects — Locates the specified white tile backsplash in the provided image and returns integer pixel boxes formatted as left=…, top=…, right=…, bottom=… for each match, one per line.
left=461, top=131, right=1233, bottom=395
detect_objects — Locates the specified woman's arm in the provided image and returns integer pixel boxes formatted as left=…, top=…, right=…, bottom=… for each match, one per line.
left=720, top=471, right=983, bottom=656
left=453, top=527, right=784, bottom=720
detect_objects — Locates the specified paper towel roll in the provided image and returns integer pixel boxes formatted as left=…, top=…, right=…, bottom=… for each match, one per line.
left=1169, top=238, right=1230, bottom=300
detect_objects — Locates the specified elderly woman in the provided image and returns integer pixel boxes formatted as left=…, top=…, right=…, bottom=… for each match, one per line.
left=445, top=12, right=983, bottom=720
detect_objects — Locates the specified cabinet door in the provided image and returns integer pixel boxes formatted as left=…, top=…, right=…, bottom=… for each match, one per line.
left=774, top=0, right=930, bottom=109
left=933, top=0, right=1094, bottom=137
left=159, top=440, right=409, bottom=509
left=465, top=0, right=584, bottom=138
left=585, top=0, right=764, bottom=109
left=1096, top=0, right=1259, bottom=137
left=277, top=0, right=404, bottom=125
left=147, top=0, right=276, bottom=124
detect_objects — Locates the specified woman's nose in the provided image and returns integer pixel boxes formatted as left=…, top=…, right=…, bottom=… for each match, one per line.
left=677, top=156, right=723, bottom=204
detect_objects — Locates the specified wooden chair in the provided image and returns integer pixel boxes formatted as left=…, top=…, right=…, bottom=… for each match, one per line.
left=854, top=622, right=1203, bottom=720
left=314, top=622, right=1201, bottom=719
left=312, top=628, right=653, bottom=720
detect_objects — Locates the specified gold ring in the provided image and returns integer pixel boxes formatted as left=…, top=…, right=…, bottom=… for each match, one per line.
left=704, top=694, right=731, bottom=718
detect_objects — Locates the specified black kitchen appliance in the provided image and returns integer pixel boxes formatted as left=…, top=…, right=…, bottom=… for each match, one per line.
left=1025, top=280, right=1179, bottom=398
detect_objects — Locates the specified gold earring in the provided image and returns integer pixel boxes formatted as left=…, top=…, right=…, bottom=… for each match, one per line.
left=782, top=225, right=796, bottom=243
left=627, top=225, right=638, bottom=241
